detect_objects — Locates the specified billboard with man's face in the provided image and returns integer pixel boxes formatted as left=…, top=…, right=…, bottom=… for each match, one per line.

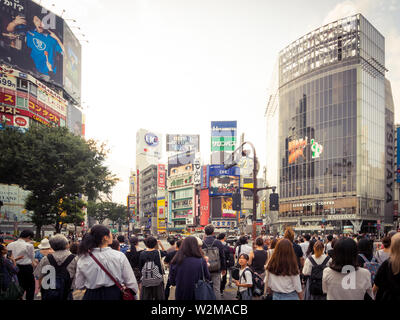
left=0, top=0, right=81, bottom=101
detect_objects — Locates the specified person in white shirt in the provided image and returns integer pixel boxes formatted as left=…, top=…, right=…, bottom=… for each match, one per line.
left=265, top=239, right=303, bottom=300
left=75, top=225, right=138, bottom=300
left=302, top=240, right=331, bottom=300
left=325, top=235, right=333, bottom=254
left=322, top=237, right=373, bottom=300
left=235, top=236, right=252, bottom=262
left=6, top=229, right=35, bottom=300
left=233, top=253, right=253, bottom=300
left=300, top=234, right=310, bottom=258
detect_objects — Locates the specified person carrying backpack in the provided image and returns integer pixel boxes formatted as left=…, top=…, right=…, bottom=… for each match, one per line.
left=34, top=234, right=77, bottom=300
left=202, top=225, right=226, bottom=300
left=139, top=236, right=167, bottom=300
left=217, top=233, right=234, bottom=296
left=233, top=253, right=253, bottom=300
left=357, top=238, right=380, bottom=285
left=302, top=240, right=331, bottom=300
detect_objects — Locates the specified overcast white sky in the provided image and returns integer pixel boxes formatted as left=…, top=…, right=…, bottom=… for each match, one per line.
left=38, top=0, right=400, bottom=205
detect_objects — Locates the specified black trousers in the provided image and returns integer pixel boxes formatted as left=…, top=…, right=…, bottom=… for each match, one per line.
left=165, top=278, right=172, bottom=300
left=83, top=285, right=122, bottom=300
left=221, top=273, right=227, bottom=293
left=16, top=264, right=35, bottom=301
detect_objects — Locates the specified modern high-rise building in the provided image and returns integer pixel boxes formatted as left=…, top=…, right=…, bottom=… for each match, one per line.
left=266, top=14, right=395, bottom=234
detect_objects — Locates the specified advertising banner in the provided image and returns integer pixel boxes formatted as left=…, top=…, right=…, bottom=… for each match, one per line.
left=168, top=150, right=195, bottom=177
left=201, top=165, right=209, bottom=189
left=208, top=165, right=240, bottom=196
left=210, top=121, right=237, bottom=152
left=193, top=158, right=201, bottom=185
left=157, top=198, right=166, bottom=219
left=66, top=103, right=82, bottom=136
left=166, top=134, right=200, bottom=152
left=199, top=189, right=210, bottom=226
left=63, top=22, right=81, bottom=102
left=136, top=129, right=162, bottom=159
left=221, top=197, right=236, bottom=218
left=157, top=164, right=166, bottom=189
left=129, top=174, right=136, bottom=195
left=127, top=195, right=136, bottom=209
left=0, top=0, right=65, bottom=88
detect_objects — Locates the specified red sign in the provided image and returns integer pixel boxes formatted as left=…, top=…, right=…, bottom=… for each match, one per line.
left=158, top=164, right=166, bottom=189
left=200, top=189, right=210, bottom=226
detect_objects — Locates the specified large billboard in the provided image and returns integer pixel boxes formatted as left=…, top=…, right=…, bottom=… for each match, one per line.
left=208, top=164, right=240, bottom=196
left=168, top=150, right=195, bottom=177
left=62, top=23, right=81, bottom=102
left=0, top=1, right=81, bottom=101
left=211, top=121, right=237, bottom=152
left=66, top=103, right=82, bottom=136
left=166, top=134, right=200, bottom=152
left=136, top=129, right=162, bottom=158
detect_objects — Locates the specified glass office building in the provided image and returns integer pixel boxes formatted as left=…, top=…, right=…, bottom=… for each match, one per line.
left=266, top=14, right=395, bottom=234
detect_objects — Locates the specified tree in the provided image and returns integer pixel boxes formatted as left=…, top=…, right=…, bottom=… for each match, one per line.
left=0, top=124, right=118, bottom=238
left=86, top=201, right=114, bottom=225
left=108, top=204, right=129, bottom=230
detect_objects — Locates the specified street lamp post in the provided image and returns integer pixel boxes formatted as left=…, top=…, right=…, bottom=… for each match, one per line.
left=225, top=141, right=276, bottom=240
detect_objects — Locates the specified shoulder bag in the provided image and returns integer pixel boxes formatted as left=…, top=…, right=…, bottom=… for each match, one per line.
left=194, top=259, right=216, bottom=300
left=89, top=251, right=136, bottom=300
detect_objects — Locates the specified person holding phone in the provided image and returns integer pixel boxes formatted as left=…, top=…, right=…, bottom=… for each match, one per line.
left=0, top=244, right=20, bottom=296
left=6, top=230, right=35, bottom=300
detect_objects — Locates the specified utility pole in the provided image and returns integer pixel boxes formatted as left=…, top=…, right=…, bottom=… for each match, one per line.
left=225, top=141, right=276, bottom=240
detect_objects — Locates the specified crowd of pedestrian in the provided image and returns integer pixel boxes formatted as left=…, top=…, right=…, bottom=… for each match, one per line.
left=1, top=225, right=400, bottom=301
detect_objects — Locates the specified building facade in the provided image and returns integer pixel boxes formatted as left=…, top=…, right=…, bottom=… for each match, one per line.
left=266, top=14, right=395, bottom=234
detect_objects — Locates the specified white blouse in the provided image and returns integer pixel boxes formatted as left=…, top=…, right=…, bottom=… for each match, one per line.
left=266, top=272, right=302, bottom=294
left=74, top=247, right=138, bottom=293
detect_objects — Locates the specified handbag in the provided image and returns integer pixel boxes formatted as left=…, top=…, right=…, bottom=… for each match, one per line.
left=194, top=260, right=216, bottom=300
left=89, top=251, right=136, bottom=300
left=0, top=278, right=24, bottom=300
left=263, top=270, right=273, bottom=300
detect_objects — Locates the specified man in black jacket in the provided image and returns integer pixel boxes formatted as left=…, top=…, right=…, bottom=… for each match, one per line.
left=202, top=224, right=226, bottom=300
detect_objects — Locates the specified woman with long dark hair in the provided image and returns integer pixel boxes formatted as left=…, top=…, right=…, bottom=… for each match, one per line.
left=265, top=239, right=302, bottom=300
left=373, top=233, right=400, bottom=300
left=322, top=237, right=372, bottom=300
left=125, top=236, right=143, bottom=290
left=169, top=236, right=211, bottom=300
left=75, top=225, right=138, bottom=300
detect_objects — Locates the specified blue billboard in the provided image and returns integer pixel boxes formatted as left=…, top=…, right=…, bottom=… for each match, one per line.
left=208, top=165, right=240, bottom=196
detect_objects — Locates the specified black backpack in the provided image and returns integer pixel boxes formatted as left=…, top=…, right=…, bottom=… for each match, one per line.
left=308, top=256, right=330, bottom=296
left=240, top=267, right=265, bottom=297
left=225, top=244, right=235, bottom=268
left=41, top=254, right=75, bottom=300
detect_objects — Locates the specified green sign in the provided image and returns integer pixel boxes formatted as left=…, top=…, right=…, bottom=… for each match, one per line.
left=211, top=136, right=236, bottom=152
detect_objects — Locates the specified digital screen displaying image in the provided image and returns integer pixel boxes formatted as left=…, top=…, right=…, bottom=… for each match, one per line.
left=0, top=0, right=65, bottom=87
left=209, top=175, right=239, bottom=196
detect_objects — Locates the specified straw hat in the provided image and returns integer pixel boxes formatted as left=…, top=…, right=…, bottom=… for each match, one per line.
left=38, top=238, right=51, bottom=249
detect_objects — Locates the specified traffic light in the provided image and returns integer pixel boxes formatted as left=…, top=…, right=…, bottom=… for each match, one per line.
left=232, top=192, right=241, bottom=211
left=269, top=193, right=279, bottom=211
